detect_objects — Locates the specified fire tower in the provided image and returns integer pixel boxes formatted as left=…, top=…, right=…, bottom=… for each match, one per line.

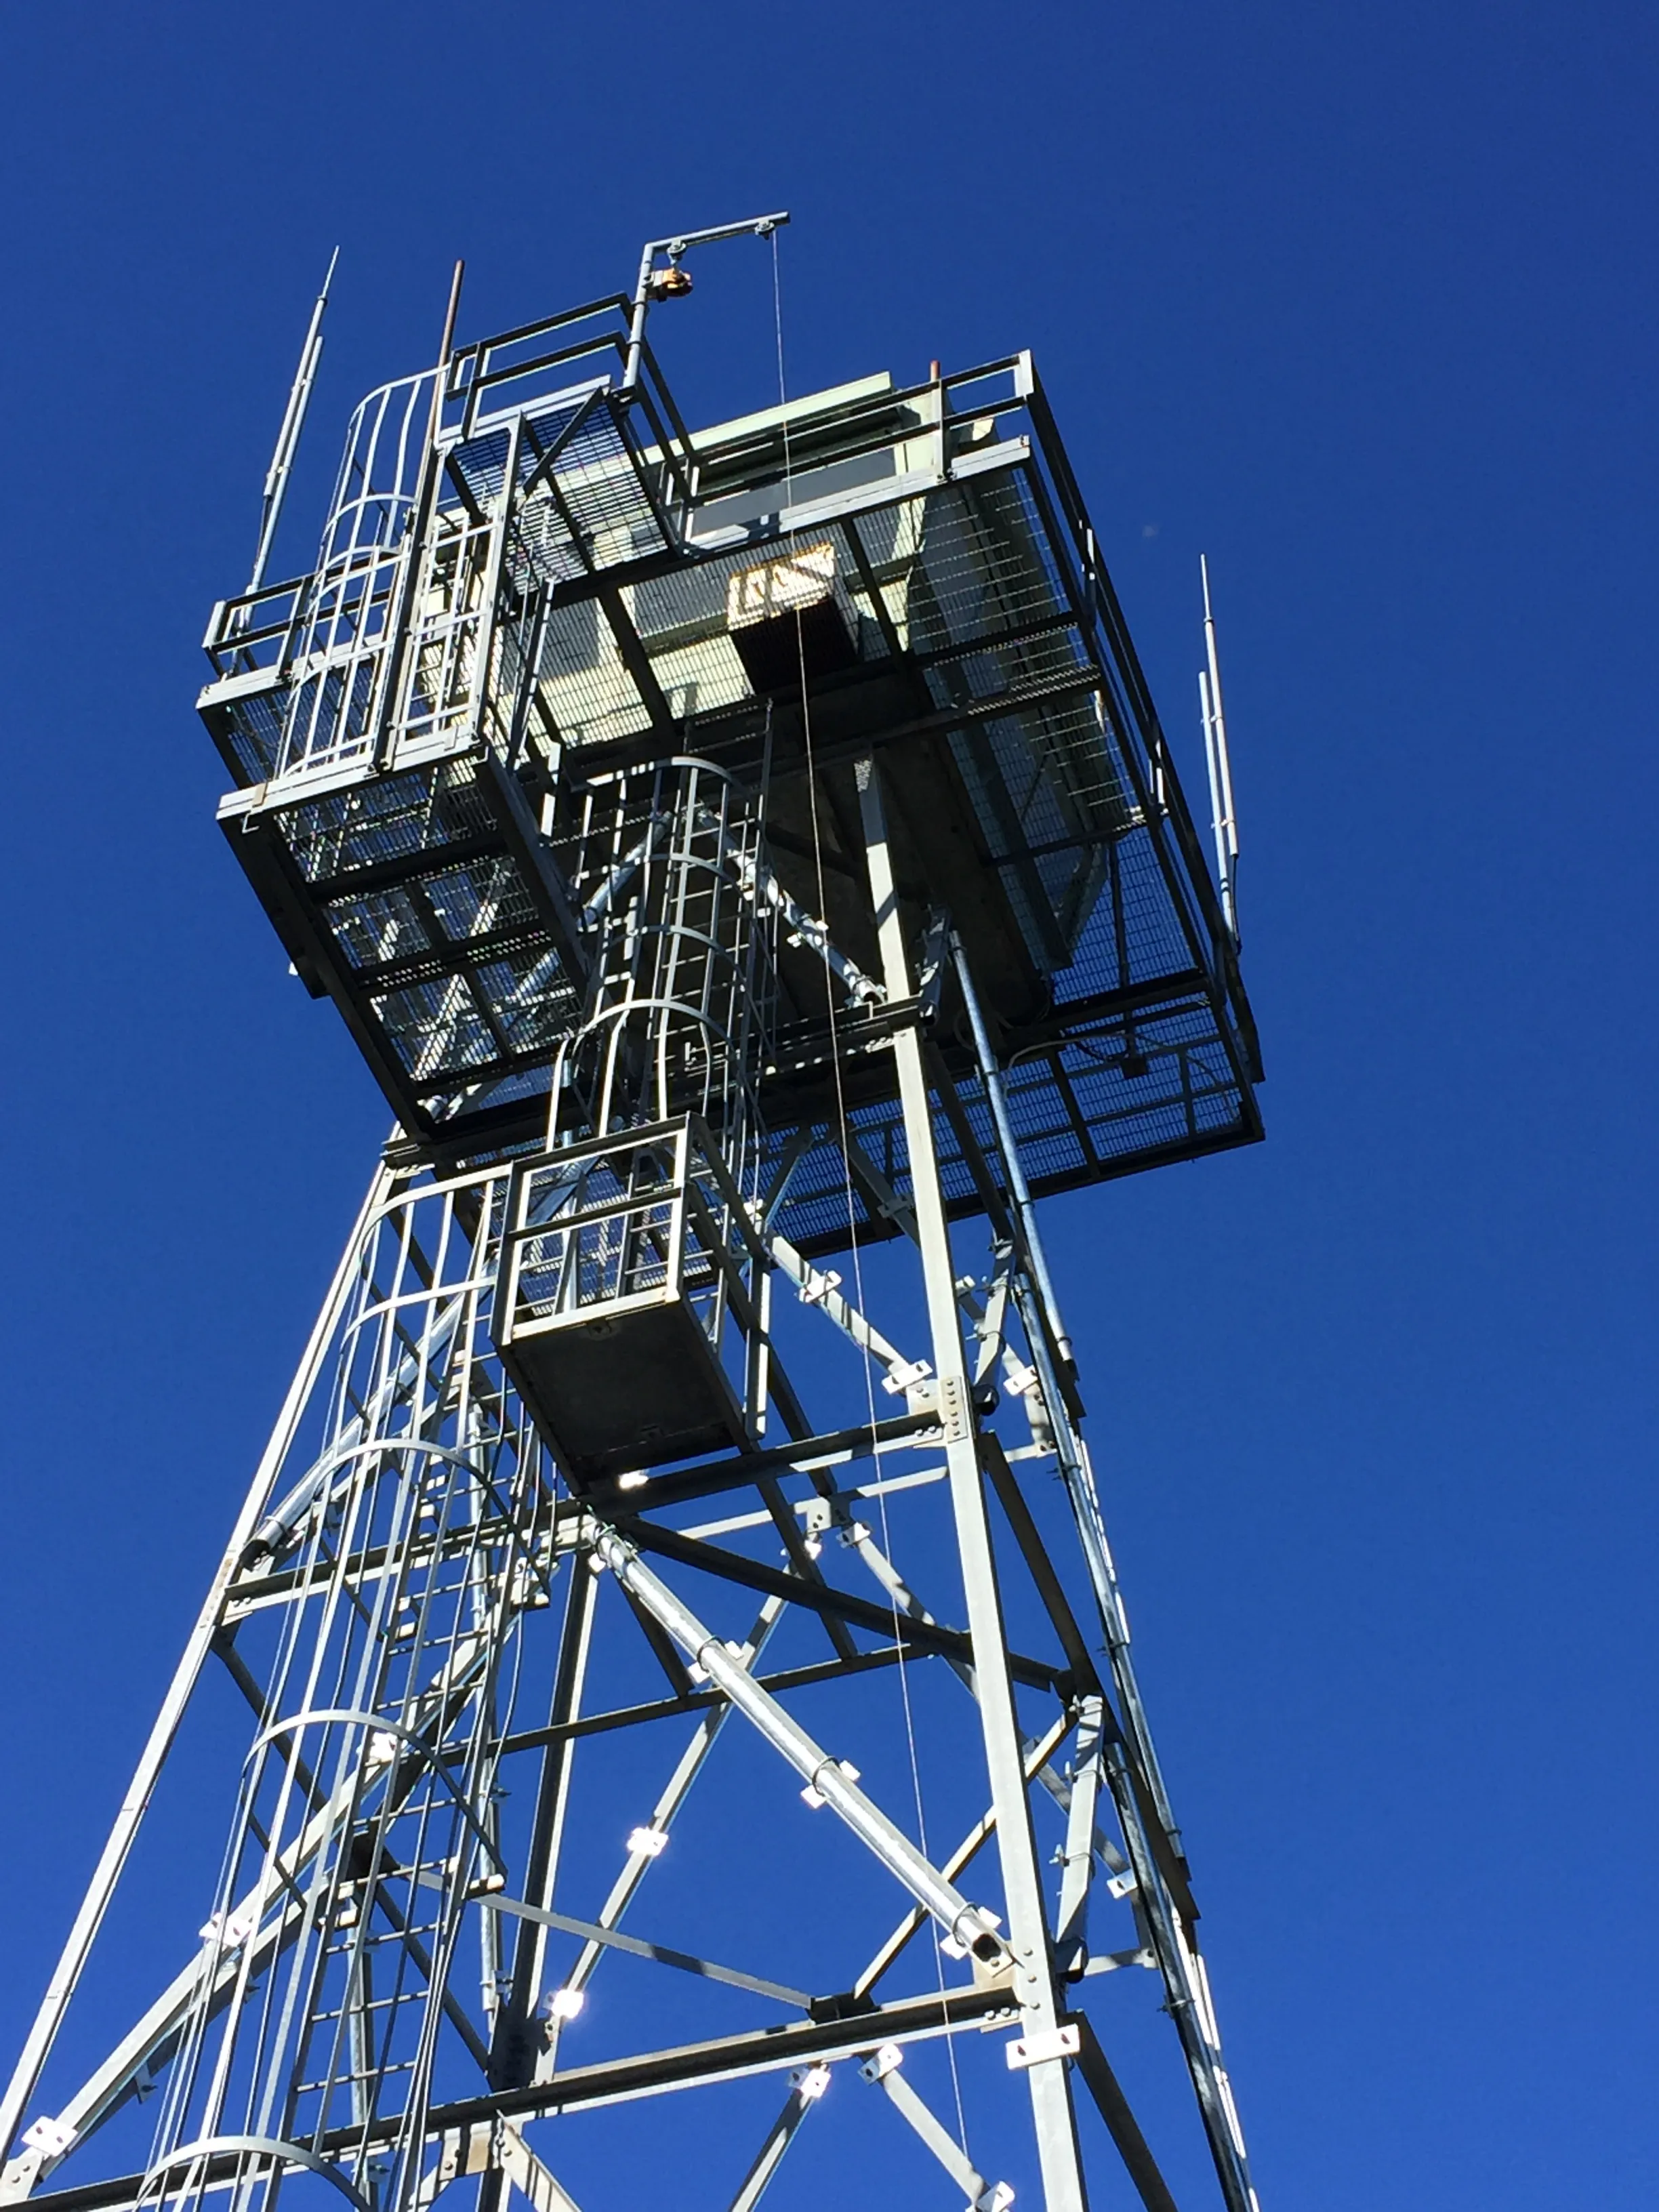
left=1, top=219, right=1265, bottom=2212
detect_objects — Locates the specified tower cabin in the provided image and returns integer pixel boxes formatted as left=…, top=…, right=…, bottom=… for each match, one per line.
left=197, top=293, right=1261, bottom=1264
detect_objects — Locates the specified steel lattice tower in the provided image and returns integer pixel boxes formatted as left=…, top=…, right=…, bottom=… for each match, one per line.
left=1, top=220, right=1266, bottom=2212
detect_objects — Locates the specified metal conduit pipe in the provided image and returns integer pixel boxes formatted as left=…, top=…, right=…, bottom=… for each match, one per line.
left=949, top=942, right=1179, bottom=1822
left=586, top=1525, right=1008, bottom=1967
left=950, top=936, right=1076, bottom=1368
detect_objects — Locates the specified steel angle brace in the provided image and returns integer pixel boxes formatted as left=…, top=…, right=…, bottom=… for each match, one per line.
left=606, top=1514, right=1065, bottom=1692
left=1054, top=1696, right=1108, bottom=1970
left=977, top=1433, right=1101, bottom=1696
left=853, top=1708, right=1074, bottom=2003
left=679, top=1460, right=951, bottom=1544
left=475, top=1892, right=811, bottom=2011
left=1067, top=2013, right=1183, bottom=2212
left=753, top=1469, right=859, bottom=1666
left=462, top=409, right=530, bottom=758
left=823, top=1420, right=1080, bottom=1717
left=573, top=1410, right=942, bottom=1517
left=838, top=511, right=907, bottom=663
left=955, top=1247, right=1070, bottom=1461
left=831, top=1511, right=971, bottom=1688
left=594, top=583, right=679, bottom=740
left=724, top=2043, right=1016, bottom=2212
left=497, top=1644, right=919, bottom=1749
left=827, top=1523, right=1115, bottom=1924
left=763, top=1226, right=931, bottom=1408
left=395, top=1984, right=1017, bottom=2140
left=720, top=1716, right=1076, bottom=2212
left=821, top=1477, right=1099, bottom=1843
left=490, top=1552, right=600, bottom=2094
left=758, top=1124, right=815, bottom=1227
left=839, top=1128, right=920, bottom=1244
left=538, top=1593, right=787, bottom=2074
left=861, top=2043, right=1013, bottom=2212
left=724, top=2072, right=820, bottom=2212
left=414, top=2118, right=581, bottom=2212
left=965, top=1253, right=1015, bottom=1391
left=587, top=1525, right=1008, bottom=1965
left=15, top=1994, right=1020, bottom=2212
left=665, top=1254, right=857, bottom=1662
left=984, top=1347, right=1204, bottom=1941
left=762, top=667, right=1107, bottom=787
left=613, top=1580, right=699, bottom=1698
left=670, top=1134, right=824, bottom=1469
left=197, top=1998, right=1017, bottom=2212
left=826, top=1500, right=1126, bottom=1907
left=827, top=1530, right=1092, bottom=1911
left=1098, top=1733, right=1258, bottom=2212
left=764, top=1403, right=964, bottom=1670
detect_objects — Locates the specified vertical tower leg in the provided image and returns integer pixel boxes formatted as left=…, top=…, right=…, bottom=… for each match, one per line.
left=856, top=756, right=1089, bottom=2212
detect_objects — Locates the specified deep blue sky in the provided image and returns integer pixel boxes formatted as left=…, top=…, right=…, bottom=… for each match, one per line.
left=1, top=4, right=1655, bottom=2208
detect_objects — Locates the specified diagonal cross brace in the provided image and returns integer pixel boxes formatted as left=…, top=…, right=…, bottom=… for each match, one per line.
left=862, top=2047, right=1011, bottom=2212
left=588, top=1524, right=1008, bottom=1966
left=414, top=2118, right=583, bottom=2212
left=537, top=1595, right=787, bottom=2080
left=475, top=1892, right=812, bottom=2011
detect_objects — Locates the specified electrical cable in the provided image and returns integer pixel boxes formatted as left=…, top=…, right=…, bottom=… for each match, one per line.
left=769, top=234, right=970, bottom=2156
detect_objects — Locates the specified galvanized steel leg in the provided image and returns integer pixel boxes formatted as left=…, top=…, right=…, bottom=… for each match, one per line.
left=856, top=756, right=1089, bottom=2212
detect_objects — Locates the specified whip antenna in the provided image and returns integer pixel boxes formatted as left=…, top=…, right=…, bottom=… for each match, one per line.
left=1198, top=551, right=1241, bottom=943
left=247, top=247, right=338, bottom=593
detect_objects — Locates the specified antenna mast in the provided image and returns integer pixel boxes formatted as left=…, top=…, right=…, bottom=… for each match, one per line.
left=246, top=247, right=338, bottom=592
left=1198, top=551, right=1241, bottom=943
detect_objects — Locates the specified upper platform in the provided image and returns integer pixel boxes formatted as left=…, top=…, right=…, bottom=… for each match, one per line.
left=199, top=292, right=1262, bottom=1252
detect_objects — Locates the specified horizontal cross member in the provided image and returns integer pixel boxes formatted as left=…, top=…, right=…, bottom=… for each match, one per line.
left=573, top=1412, right=943, bottom=1515
left=475, top=1891, right=813, bottom=2010
left=611, top=1517, right=1068, bottom=1694
left=22, top=1989, right=1019, bottom=2212
left=499, top=1640, right=918, bottom=1748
